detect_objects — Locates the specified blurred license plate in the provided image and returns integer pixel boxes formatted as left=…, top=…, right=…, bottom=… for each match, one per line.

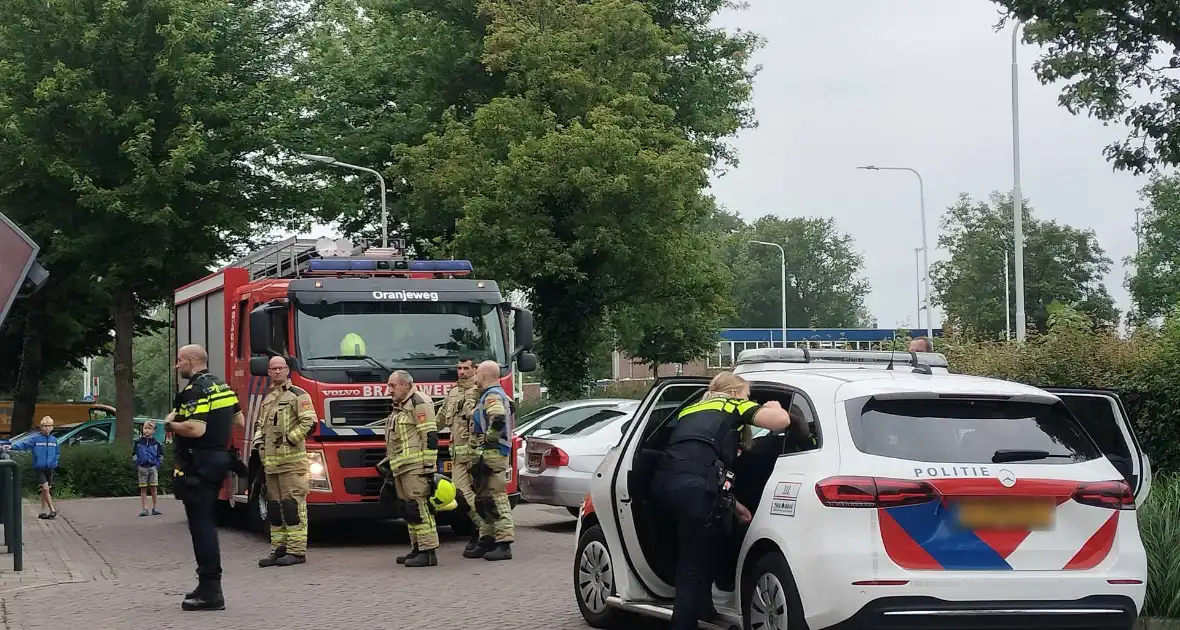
left=956, top=499, right=1055, bottom=530
left=527, top=453, right=542, bottom=469
left=441, top=460, right=452, bottom=474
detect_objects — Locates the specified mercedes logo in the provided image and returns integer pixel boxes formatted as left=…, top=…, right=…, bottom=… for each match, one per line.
left=998, top=469, right=1017, bottom=488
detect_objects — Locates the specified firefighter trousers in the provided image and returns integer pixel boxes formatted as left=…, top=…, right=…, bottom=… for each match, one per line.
left=394, top=473, right=438, bottom=551
left=265, top=469, right=309, bottom=555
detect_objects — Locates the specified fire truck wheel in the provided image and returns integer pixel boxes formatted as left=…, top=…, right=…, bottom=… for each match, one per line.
left=247, top=471, right=268, bottom=538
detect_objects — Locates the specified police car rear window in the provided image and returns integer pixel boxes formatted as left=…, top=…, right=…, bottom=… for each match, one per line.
left=843, top=397, right=1101, bottom=464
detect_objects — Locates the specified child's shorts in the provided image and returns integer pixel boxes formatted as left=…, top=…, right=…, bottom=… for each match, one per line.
left=137, top=466, right=159, bottom=487
left=34, top=470, right=53, bottom=488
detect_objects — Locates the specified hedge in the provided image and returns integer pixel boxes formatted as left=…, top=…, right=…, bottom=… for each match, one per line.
left=10, top=442, right=175, bottom=499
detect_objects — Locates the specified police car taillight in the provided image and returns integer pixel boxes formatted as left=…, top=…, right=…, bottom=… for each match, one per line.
left=815, top=476, right=940, bottom=508
left=1071, top=480, right=1135, bottom=510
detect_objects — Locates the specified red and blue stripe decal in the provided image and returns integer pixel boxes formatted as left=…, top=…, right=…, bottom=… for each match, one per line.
left=878, top=478, right=1119, bottom=571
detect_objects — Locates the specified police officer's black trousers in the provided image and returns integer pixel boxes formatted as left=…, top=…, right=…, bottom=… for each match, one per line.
left=651, top=471, right=720, bottom=630
left=181, top=450, right=230, bottom=582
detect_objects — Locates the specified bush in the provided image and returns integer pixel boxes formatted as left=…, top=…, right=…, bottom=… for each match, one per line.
left=1142, top=474, right=1180, bottom=619
left=11, top=442, right=174, bottom=498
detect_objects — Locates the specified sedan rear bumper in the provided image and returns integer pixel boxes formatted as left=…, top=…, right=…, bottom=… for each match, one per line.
left=822, top=595, right=1137, bottom=630
left=519, top=470, right=590, bottom=508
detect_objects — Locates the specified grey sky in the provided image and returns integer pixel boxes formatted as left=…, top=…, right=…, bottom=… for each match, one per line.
left=711, top=0, right=1147, bottom=329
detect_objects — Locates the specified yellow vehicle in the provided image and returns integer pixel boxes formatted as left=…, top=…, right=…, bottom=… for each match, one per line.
left=0, top=402, right=116, bottom=437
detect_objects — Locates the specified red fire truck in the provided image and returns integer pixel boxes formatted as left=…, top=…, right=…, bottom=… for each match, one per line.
left=170, top=237, right=537, bottom=534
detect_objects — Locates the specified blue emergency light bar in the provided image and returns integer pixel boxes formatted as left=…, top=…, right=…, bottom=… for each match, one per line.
left=409, top=260, right=473, bottom=273
left=305, top=258, right=474, bottom=274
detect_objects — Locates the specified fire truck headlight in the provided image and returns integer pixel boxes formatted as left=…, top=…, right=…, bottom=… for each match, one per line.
left=307, top=450, right=331, bottom=491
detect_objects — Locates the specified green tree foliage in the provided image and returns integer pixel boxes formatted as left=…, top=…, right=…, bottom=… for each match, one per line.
left=992, top=1, right=1180, bottom=173
left=721, top=216, right=871, bottom=329
left=1128, top=173, right=1180, bottom=323
left=0, top=0, right=309, bottom=442
left=396, top=0, right=752, bottom=398
left=931, top=192, right=1118, bottom=338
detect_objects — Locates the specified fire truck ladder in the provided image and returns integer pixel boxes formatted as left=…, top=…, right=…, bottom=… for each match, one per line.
left=225, top=236, right=334, bottom=281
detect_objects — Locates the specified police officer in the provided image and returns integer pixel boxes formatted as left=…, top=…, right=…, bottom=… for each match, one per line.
left=651, top=371, right=791, bottom=630
left=437, top=356, right=486, bottom=556
left=168, top=344, right=244, bottom=612
left=255, top=355, right=316, bottom=567
left=385, top=370, right=441, bottom=567
left=468, top=360, right=515, bottom=561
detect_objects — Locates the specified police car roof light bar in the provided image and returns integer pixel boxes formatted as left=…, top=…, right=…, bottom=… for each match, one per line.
left=735, top=347, right=949, bottom=369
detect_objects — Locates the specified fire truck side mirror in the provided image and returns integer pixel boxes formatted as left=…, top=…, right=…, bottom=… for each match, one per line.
left=511, top=307, right=534, bottom=353
left=249, top=305, right=276, bottom=356
left=517, top=351, right=538, bottom=373
left=249, top=356, right=270, bottom=377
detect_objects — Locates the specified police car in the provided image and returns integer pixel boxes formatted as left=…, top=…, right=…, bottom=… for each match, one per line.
left=573, top=348, right=1152, bottom=630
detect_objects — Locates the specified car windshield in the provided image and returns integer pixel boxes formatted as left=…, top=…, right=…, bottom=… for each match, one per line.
left=296, top=300, right=508, bottom=368
left=844, top=397, right=1101, bottom=464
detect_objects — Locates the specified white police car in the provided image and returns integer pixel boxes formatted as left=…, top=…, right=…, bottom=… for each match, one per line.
left=573, top=348, right=1152, bottom=630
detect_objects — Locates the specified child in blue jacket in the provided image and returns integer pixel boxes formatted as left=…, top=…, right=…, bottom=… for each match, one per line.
left=133, top=420, right=164, bottom=517
left=6, top=416, right=60, bottom=519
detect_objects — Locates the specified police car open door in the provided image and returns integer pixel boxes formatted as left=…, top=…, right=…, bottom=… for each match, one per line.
left=604, top=376, right=710, bottom=599
left=1044, top=388, right=1153, bottom=506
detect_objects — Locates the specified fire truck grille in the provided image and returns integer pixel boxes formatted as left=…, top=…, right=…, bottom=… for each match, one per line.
left=326, top=398, right=392, bottom=428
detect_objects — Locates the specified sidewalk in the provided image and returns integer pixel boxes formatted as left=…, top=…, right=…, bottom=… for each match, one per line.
left=0, top=500, right=115, bottom=594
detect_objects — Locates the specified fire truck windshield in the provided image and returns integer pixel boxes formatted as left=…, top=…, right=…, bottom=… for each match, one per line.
left=295, top=300, right=508, bottom=368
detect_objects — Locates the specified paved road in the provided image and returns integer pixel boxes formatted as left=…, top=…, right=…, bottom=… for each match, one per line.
left=0, top=497, right=603, bottom=629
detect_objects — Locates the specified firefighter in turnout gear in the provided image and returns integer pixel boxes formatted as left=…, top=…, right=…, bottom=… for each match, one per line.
left=255, top=356, right=316, bottom=567
left=437, top=357, right=485, bottom=556
left=385, top=370, right=441, bottom=567
left=469, top=360, right=515, bottom=561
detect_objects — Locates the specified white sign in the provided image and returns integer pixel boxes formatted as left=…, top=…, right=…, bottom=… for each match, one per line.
left=769, top=500, right=796, bottom=517
left=773, top=481, right=801, bottom=500
left=371, top=290, right=439, bottom=302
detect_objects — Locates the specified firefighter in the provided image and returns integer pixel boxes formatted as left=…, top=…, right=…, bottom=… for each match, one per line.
left=468, top=360, right=515, bottom=561
left=168, top=344, right=244, bottom=611
left=385, top=370, right=441, bottom=568
left=255, top=355, right=316, bottom=568
left=437, top=356, right=486, bottom=556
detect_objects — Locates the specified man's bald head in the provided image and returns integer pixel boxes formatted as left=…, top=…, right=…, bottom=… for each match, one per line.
left=268, top=355, right=290, bottom=386
left=176, top=344, right=209, bottom=379
left=474, top=360, right=500, bottom=388
left=908, top=337, right=933, bottom=353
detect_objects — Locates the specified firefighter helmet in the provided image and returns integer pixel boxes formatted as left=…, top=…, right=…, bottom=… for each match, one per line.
left=340, top=332, right=366, bottom=356
left=430, top=473, right=458, bottom=511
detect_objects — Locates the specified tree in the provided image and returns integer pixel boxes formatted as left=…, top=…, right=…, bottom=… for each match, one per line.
left=722, top=216, right=871, bottom=329
left=398, top=0, right=748, bottom=399
left=992, top=1, right=1180, bottom=173
left=1127, top=172, right=1180, bottom=323
left=931, top=192, right=1118, bottom=338
left=0, top=0, right=310, bottom=443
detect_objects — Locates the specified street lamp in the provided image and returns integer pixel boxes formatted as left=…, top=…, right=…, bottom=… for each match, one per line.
left=749, top=240, right=787, bottom=348
left=913, top=247, right=924, bottom=331
left=1010, top=20, right=1027, bottom=342
left=858, top=165, right=933, bottom=340
left=299, top=153, right=389, bottom=248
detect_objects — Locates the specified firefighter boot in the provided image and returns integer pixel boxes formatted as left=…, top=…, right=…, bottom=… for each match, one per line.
left=404, top=548, right=437, bottom=567
left=274, top=554, right=306, bottom=567
left=483, top=542, right=513, bottom=562
left=463, top=531, right=481, bottom=554
left=396, top=544, right=419, bottom=565
left=258, top=545, right=287, bottom=568
left=181, top=578, right=225, bottom=611
left=464, top=536, right=495, bottom=559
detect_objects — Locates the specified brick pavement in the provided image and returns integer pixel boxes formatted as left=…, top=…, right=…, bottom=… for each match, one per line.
left=0, top=496, right=603, bottom=629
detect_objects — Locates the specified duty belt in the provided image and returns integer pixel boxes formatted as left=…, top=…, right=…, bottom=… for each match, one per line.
left=659, top=453, right=716, bottom=480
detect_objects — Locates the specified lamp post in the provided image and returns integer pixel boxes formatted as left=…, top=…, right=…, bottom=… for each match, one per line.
left=1005, top=249, right=1012, bottom=340
left=858, top=165, right=933, bottom=340
left=1011, top=20, right=1027, bottom=342
left=749, top=240, right=787, bottom=348
left=300, top=153, right=389, bottom=248
left=914, top=247, right=924, bottom=331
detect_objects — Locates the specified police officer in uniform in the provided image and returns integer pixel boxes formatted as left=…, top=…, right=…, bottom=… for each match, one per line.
left=255, top=355, right=316, bottom=567
left=651, top=371, right=791, bottom=630
left=437, top=356, right=486, bottom=556
left=168, top=344, right=244, bottom=611
left=385, top=370, right=441, bottom=567
left=468, top=360, right=515, bottom=561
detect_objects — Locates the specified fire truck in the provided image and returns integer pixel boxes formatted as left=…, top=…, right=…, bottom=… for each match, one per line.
left=170, top=236, right=537, bottom=534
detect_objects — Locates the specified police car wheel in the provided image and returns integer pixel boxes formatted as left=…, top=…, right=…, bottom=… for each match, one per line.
left=742, top=552, right=804, bottom=630
left=574, top=524, right=627, bottom=628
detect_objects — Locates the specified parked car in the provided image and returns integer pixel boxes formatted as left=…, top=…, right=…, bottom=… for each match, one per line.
left=574, top=347, right=1153, bottom=630
left=3, top=416, right=169, bottom=449
left=513, top=399, right=636, bottom=478
left=520, top=401, right=640, bottom=515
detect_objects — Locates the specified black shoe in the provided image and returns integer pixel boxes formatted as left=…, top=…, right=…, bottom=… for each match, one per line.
left=396, top=546, right=419, bottom=565
left=258, top=546, right=287, bottom=568
left=463, top=531, right=481, bottom=553
left=483, top=542, right=512, bottom=561
left=404, top=549, right=437, bottom=567
left=274, top=554, right=305, bottom=567
left=181, top=580, right=225, bottom=611
left=463, top=536, right=494, bottom=559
